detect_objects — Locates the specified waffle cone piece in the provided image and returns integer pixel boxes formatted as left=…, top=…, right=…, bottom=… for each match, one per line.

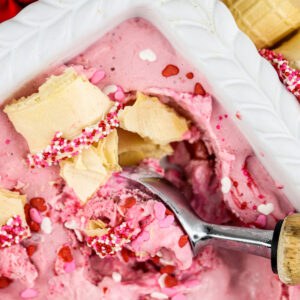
left=223, top=0, right=300, bottom=48
left=274, top=29, right=300, bottom=70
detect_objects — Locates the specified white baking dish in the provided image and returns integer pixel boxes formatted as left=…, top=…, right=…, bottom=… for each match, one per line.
left=0, top=0, right=299, bottom=210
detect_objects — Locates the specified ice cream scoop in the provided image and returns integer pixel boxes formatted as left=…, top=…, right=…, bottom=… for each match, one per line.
left=122, top=170, right=300, bottom=285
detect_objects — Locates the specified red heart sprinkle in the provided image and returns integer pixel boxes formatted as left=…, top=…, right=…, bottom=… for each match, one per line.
left=165, top=209, right=174, bottom=216
left=194, top=82, right=206, bottom=96
left=123, top=197, right=136, bottom=208
left=24, top=203, right=31, bottom=223
left=29, top=220, right=40, bottom=232
left=164, top=275, right=178, bottom=288
left=58, top=246, right=73, bottom=262
left=186, top=72, right=194, bottom=79
left=26, top=245, right=36, bottom=257
left=178, top=235, right=189, bottom=248
left=151, top=255, right=160, bottom=264
left=121, top=248, right=129, bottom=263
left=160, top=265, right=175, bottom=274
left=0, top=276, right=11, bottom=289
left=30, top=197, right=47, bottom=212
left=162, top=64, right=179, bottom=77
left=103, top=287, right=108, bottom=294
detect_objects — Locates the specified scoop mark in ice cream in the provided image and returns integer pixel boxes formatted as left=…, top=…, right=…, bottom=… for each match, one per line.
left=139, top=49, right=157, bottom=62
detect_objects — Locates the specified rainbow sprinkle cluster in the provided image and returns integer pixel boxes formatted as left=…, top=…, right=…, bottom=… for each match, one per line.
left=0, top=215, right=30, bottom=248
left=87, top=222, right=134, bottom=258
left=259, top=49, right=300, bottom=102
left=27, top=101, right=122, bottom=168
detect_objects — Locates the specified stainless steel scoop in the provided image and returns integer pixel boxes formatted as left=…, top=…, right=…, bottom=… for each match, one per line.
left=121, top=170, right=300, bottom=285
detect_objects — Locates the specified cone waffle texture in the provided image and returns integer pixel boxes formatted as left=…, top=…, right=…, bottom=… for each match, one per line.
left=274, top=29, right=300, bottom=70
left=277, top=213, right=300, bottom=285
left=223, top=0, right=300, bottom=48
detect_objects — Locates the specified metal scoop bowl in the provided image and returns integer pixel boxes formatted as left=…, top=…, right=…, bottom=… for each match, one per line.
left=121, top=169, right=300, bottom=285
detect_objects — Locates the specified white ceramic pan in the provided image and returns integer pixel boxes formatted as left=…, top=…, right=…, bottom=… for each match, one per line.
left=0, top=0, right=299, bottom=210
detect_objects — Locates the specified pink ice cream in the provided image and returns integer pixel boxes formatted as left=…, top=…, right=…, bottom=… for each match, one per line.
left=0, top=17, right=297, bottom=300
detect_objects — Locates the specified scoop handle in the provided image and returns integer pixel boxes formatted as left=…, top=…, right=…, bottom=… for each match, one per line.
left=272, top=213, right=300, bottom=285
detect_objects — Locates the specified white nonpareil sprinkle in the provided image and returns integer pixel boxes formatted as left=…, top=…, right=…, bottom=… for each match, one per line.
left=158, top=273, right=167, bottom=288
left=150, top=292, right=169, bottom=299
left=139, top=49, right=157, bottom=62
left=257, top=203, right=274, bottom=215
left=41, top=217, right=52, bottom=234
left=112, top=272, right=122, bottom=282
left=221, top=177, right=231, bottom=194
left=74, top=229, right=83, bottom=242
left=64, top=220, right=78, bottom=230
left=103, top=85, right=118, bottom=95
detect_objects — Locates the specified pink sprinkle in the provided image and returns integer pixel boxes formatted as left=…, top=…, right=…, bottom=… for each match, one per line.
left=29, top=208, right=42, bottom=224
left=172, top=293, right=186, bottom=300
left=114, top=90, right=125, bottom=101
left=162, top=288, right=177, bottom=297
left=216, top=124, right=220, bottom=130
left=158, top=215, right=175, bottom=228
left=253, top=205, right=257, bottom=210
left=288, top=211, right=295, bottom=216
left=255, top=214, right=267, bottom=228
left=90, top=70, right=106, bottom=84
left=224, top=114, right=228, bottom=118
left=5, top=139, right=10, bottom=144
left=183, top=279, right=200, bottom=288
left=219, top=116, right=223, bottom=120
left=20, top=288, right=38, bottom=299
left=154, top=202, right=166, bottom=221
left=64, top=260, right=76, bottom=273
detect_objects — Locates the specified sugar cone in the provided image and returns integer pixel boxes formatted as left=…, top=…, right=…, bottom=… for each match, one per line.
left=222, top=0, right=300, bottom=48
left=274, top=30, right=300, bottom=70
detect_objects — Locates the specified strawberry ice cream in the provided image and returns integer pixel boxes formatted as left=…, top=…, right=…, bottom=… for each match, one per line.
left=0, top=18, right=297, bottom=300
